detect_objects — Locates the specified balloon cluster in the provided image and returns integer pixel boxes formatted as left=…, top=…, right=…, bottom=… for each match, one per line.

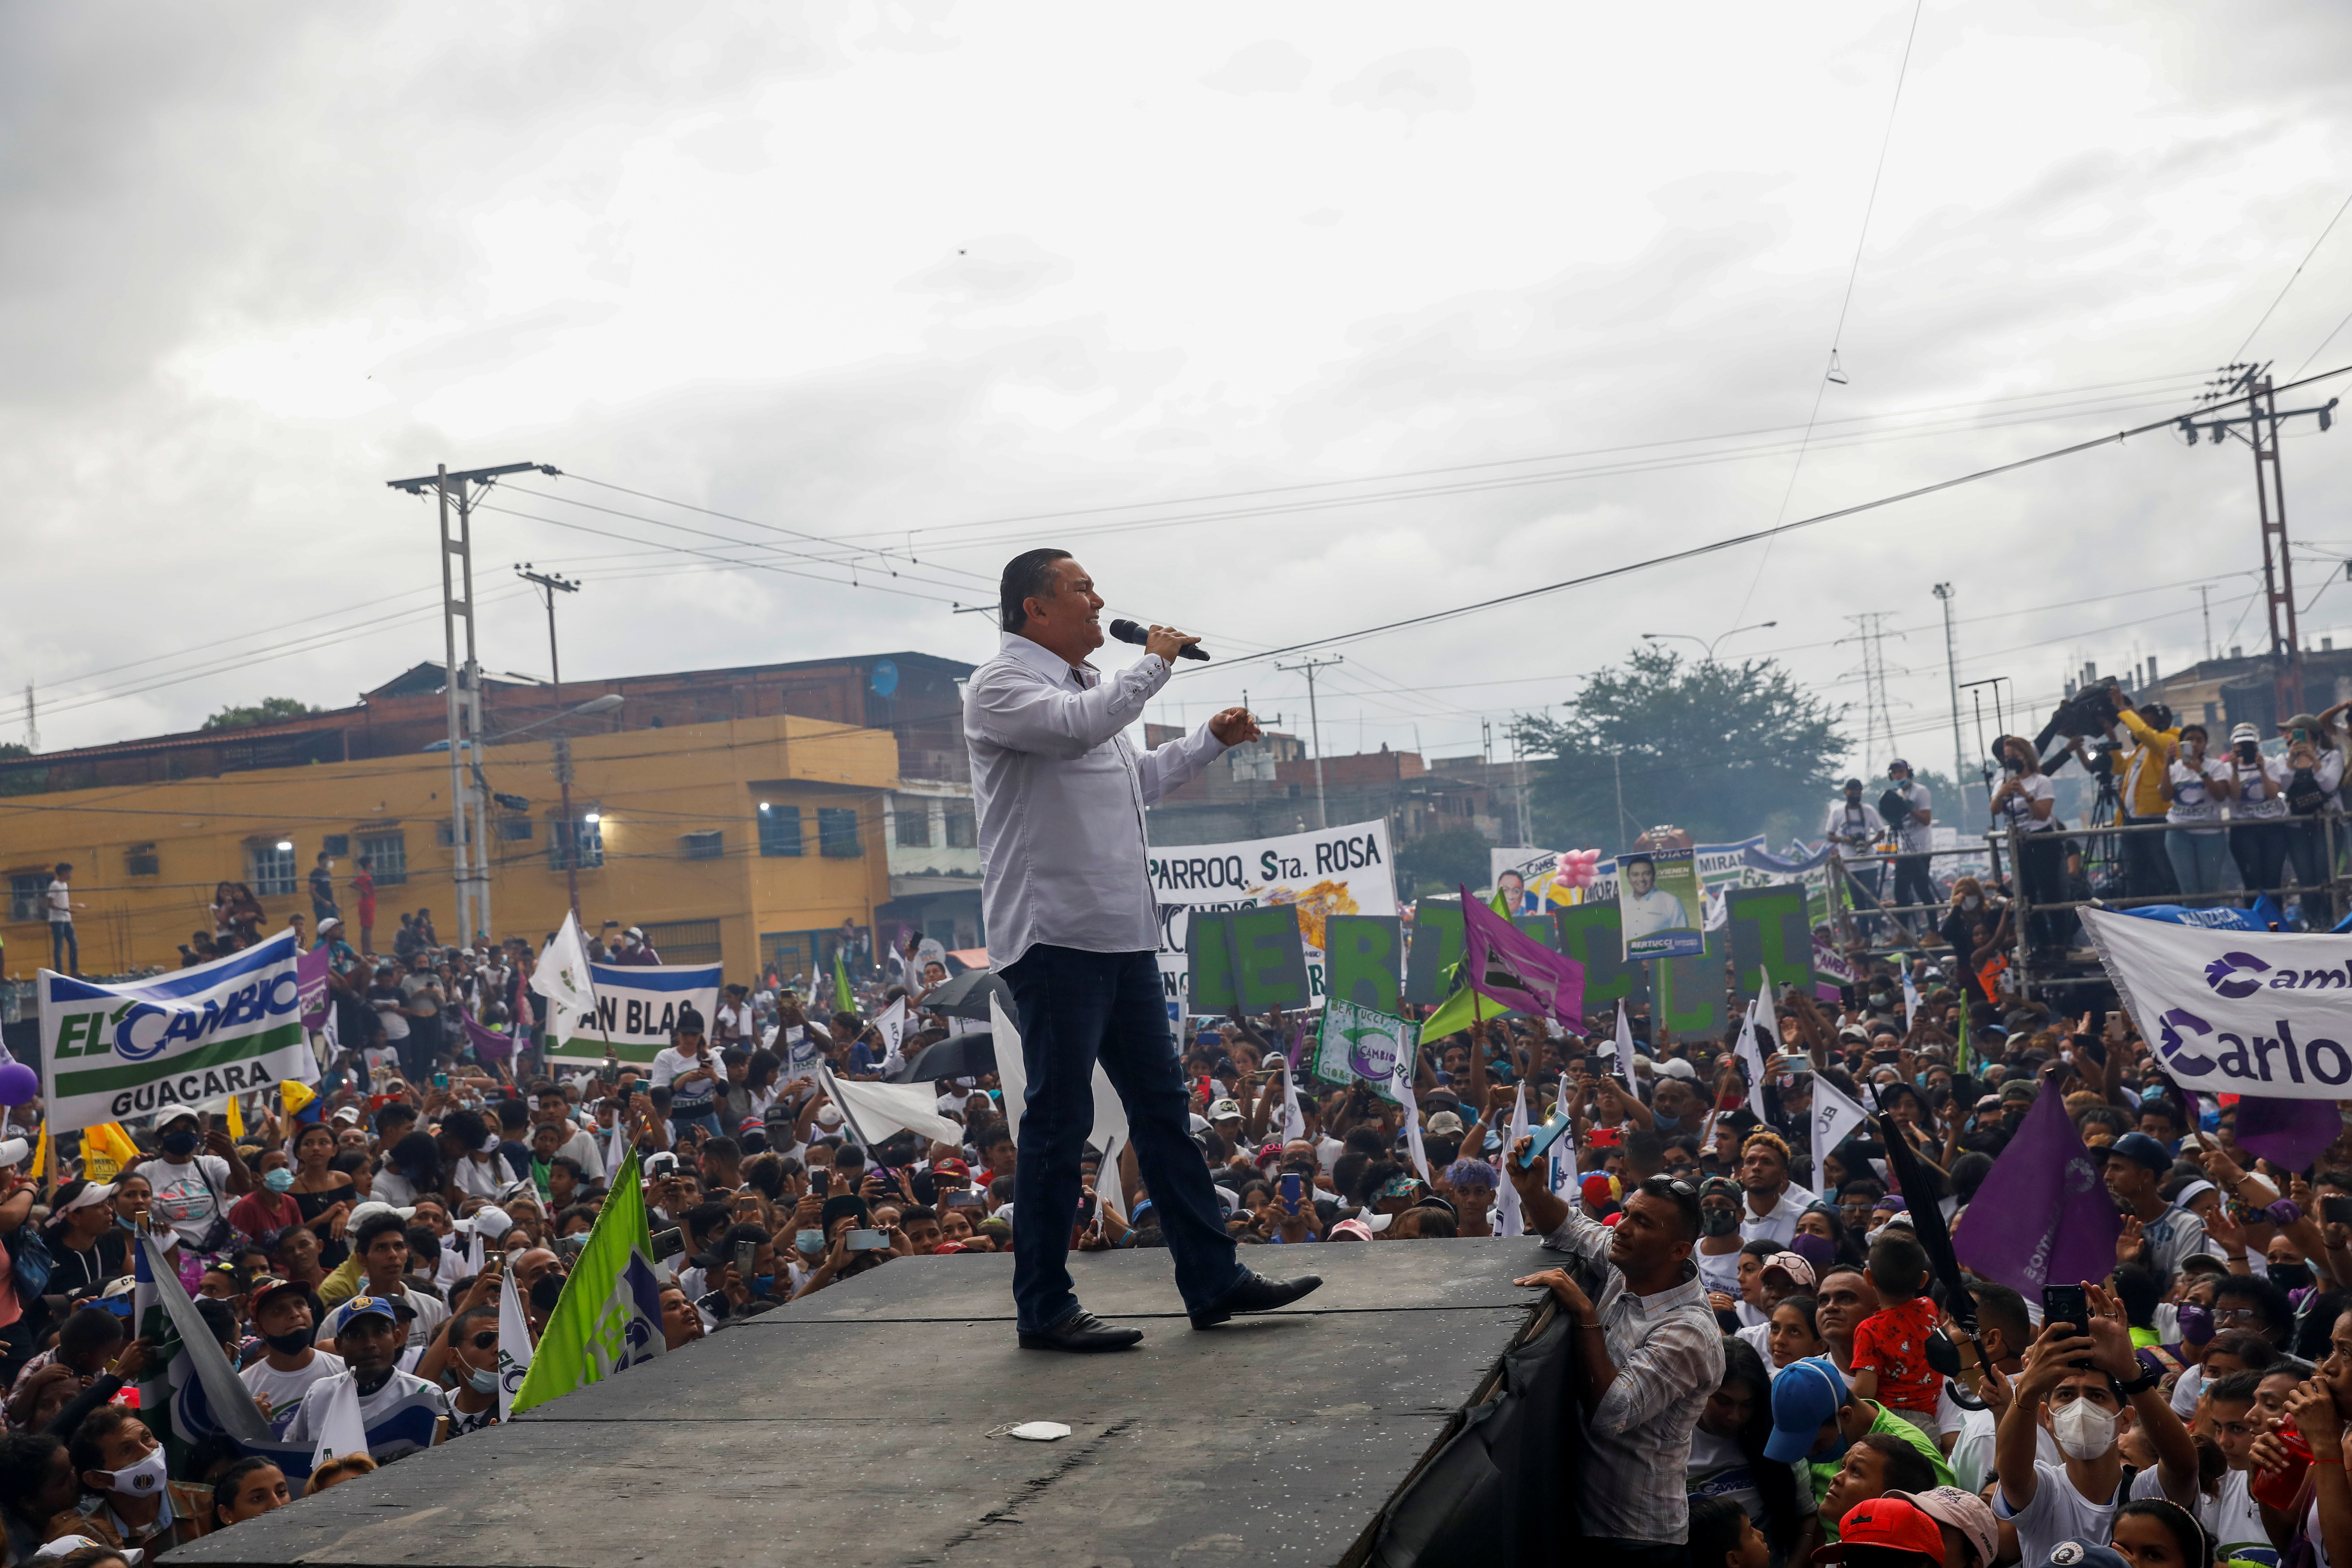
left=1553, top=849, right=1604, bottom=889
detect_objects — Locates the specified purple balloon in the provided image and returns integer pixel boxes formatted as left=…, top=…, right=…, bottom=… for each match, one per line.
left=0, top=1062, right=37, bottom=1105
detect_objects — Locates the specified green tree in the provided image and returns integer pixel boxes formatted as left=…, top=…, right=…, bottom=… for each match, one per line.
left=201, top=697, right=320, bottom=732
left=1508, top=646, right=1850, bottom=848
left=1396, top=825, right=1496, bottom=898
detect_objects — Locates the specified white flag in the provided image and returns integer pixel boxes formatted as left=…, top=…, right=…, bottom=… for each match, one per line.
left=1551, top=1071, right=1578, bottom=1195
left=531, top=912, right=597, bottom=1018
left=1279, top=1060, right=1306, bottom=1143
left=820, top=1063, right=965, bottom=1146
left=1811, top=1070, right=1870, bottom=1167
left=877, top=997, right=910, bottom=1075
left=1496, top=1084, right=1531, bottom=1237
left=1902, top=969, right=1920, bottom=1034
left=309, top=1375, right=369, bottom=1471
left=1095, top=1136, right=1126, bottom=1221
left=1613, top=1001, right=1637, bottom=1086
left=1736, top=978, right=1773, bottom=1122
left=496, top=1267, right=534, bottom=1420
left=989, top=991, right=1026, bottom=1140
left=1392, top=1059, right=1430, bottom=1183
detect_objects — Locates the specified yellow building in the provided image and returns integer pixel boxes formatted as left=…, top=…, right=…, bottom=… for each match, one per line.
left=0, top=708, right=901, bottom=982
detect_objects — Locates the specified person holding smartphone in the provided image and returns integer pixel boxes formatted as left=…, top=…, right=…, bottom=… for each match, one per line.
left=2223, top=722, right=2290, bottom=897
left=2160, top=724, right=2232, bottom=897
left=652, top=1007, right=724, bottom=1140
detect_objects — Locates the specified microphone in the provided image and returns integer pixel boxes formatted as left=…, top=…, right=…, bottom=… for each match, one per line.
left=1107, top=618, right=1211, bottom=661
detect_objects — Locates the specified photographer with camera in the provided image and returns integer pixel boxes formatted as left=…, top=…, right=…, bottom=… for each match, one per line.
left=2277, top=711, right=2346, bottom=896
left=1989, top=736, right=2068, bottom=955
left=1882, top=761, right=1934, bottom=931
left=2157, top=722, right=2230, bottom=896
left=2113, top=696, right=2181, bottom=900
left=1826, top=779, right=1890, bottom=935
left=2222, top=722, right=2289, bottom=898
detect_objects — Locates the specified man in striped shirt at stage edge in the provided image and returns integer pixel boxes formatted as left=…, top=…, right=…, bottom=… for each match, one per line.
left=1509, top=1133, right=1725, bottom=1568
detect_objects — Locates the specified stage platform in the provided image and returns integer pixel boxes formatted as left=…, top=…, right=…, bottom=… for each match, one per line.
left=171, top=1237, right=1568, bottom=1568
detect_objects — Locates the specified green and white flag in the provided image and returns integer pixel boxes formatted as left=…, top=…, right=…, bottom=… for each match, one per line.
left=37, top=929, right=316, bottom=1134
left=1313, top=998, right=1417, bottom=1099
left=511, top=1145, right=667, bottom=1415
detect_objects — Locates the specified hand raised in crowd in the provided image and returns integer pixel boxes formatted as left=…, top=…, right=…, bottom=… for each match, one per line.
left=2114, top=1214, right=2145, bottom=1266
left=2288, top=1380, right=2346, bottom=1462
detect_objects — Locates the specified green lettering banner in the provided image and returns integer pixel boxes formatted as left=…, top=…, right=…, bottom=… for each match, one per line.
left=1404, top=901, right=1466, bottom=1005
left=1555, top=903, right=1649, bottom=1008
left=1323, top=915, right=1402, bottom=1013
left=1657, top=930, right=1729, bottom=1042
left=1725, top=885, right=1815, bottom=1002
left=1186, top=911, right=1241, bottom=1014
left=1229, top=907, right=1312, bottom=1010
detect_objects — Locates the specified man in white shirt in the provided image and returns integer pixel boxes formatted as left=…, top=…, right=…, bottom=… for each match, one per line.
left=287, top=1296, right=449, bottom=1462
left=241, top=1276, right=345, bottom=1417
left=1884, top=761, right=1936, bottom=921
left=1617, top=854, right=1690, bottom=941
left=1993, top=1283, right=2198, bottom=1568
left=966, top=549, right=1320, bottom=1352
left=1735, top=1131, right=1815, bottom=1246
left=133, top=1107, right=253, bottom=1252
left=45, top=861, right=86, bottom=975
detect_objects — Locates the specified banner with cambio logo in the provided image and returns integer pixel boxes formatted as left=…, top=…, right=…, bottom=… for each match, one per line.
left=38, top=929, right=317, bottom=1134
left=2085, top=907, right=2352, bottom=1099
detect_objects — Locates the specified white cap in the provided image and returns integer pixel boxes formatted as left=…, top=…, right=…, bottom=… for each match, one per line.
left=348, top=1199, right=416, bottom=1226
left=1654, top=1058, right=1697, bottom=1081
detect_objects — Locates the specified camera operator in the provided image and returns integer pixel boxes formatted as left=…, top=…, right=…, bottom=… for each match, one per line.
left=1882, top=761, right=1934, bottom=930
left=2223, top=722, right=2289, bottom=898
left=1826, top=779, right=1889, bottom=933
left=2157, top=723, right=2229, bottom=896
left=2113, top=696, right=2181, bottom=900
left=1989, top=736, right=2067, bottom=956
left=2277, top=712, right=2346, bottom=895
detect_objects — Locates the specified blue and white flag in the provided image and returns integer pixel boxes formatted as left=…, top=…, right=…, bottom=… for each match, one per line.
left=2085, top=906, right=2352, bottom=1100
left=37, top=930, right=314, bottom=1134
left=547, top=960, right=721, bottom=1065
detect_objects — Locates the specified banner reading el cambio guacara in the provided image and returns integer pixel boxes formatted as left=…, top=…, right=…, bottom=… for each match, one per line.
left=547, top=962, right=722, bottom=1065
left=38, top=930, right=317, bottom=1134
left=2086, top=907, right=2352, bottom=1098
left=1152, top=819, right=1398, bottom=1014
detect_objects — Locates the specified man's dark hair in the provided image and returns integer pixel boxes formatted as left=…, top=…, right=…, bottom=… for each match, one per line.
left=440, top=1108, right=488, bottom=1152
left=703, top=1137, right=741, bottom=1165
left=1841, top=1175, right=1887, bottom=1202
left=2207, top=1332, right=2279, bottom=1371
left=1865, top=1234, right=1930, bottom=1300
left=497, top=1099, right=530, bottom=1131
left=901, top=1205, right=939, bottom=1226
left=683, top=1201, right=733, bottom=1250
left=375, top=1102, right=418, bottom=1134
left=0, top=1432, right=64, bottom=1521
left=1856, top=1429, right=1937, bottom=1496
left=1634, top=1175, right=1702, bottom=1244
left=56, top=1306, right=125, bottom=1366
left=67, top=1405, right=138, bottom=1482
left=195, top=1296, right=240, bottom=1348
left=1623, top=1128, right=1665, bottom=1181
left=2205, top=1368, right=2267, bottom=1408
left=999, top=548, right=1073, bottom=633
left=355, top=1212, right=409, bottom=1257
left=404, top=1226, right=441, bottom=1267
left=719, top=1222, right=772, bottom=1255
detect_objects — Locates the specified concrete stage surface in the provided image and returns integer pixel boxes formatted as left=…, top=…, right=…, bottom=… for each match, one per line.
left=170, top=1237, right=1563, bottom=1568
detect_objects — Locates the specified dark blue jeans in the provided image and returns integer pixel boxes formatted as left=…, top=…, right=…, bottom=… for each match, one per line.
left=1004, top=944, right=1240, bottom=1334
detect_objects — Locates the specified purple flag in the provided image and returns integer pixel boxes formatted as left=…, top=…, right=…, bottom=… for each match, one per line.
left=1459, top=886, right=1587, bottom=1029
left=459, top=1010, right=515, bottom=1065
left=296, top=945, right=332, bottom=1031
left=1953, top=1080, right=2120, bottom=1297
left=2234, top=1094, right=2340, bottom=1172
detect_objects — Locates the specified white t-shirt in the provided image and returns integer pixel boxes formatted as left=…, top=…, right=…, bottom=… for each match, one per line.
left=1826, top=800, right=1887, bottom=852
left=371, top=1166, right=425, bottom=1210
left=241, top=1349, right=346, bottom=1417
left=1686, top=1426, right=1766, bottom=1522
left=134, top=1155, right=232, bottom=1248
left=1995, top=1459, right=2168, bottom=1568
left=46, top=879, right=72, bottom=923
left=1737, top=1320, right=1772, bottom=1361
left=1998, top=772, right=2060, bottom=834
left=2201, top=1466, right=2277, bottom=1568
left=2168, top=756, right=2228, bottom=827
left=1695, top=1246, right=1742, bottom=1302
left=652, top=1047, right=721, bottom=1113
left=283, top=1367, right=448, bottom=1462
left=453, top=1153, right=503, bottom=1202
left=2230, top=756, right=2289, bottom=823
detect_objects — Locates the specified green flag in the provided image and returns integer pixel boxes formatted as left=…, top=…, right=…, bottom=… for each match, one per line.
left=834, top=950, right=855, bottom=1016
left=511, top=1145, right=667, bottom=1415
left=1955, top=988, right=1971, bottom=1076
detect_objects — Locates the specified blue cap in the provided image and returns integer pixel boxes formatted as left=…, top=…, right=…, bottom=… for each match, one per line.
left=2106, top=1131, right=2172, bottom=1172
left=332, top=1295, right=406, bottom=1333
left=1764, top=1355, right=1847, bottom=1463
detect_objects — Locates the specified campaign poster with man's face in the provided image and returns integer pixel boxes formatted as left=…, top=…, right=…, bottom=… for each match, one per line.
left=1619, top=845, right=1704, bottom=960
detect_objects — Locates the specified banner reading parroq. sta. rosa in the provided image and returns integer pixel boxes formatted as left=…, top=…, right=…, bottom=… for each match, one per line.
left=38, top=930, right=318, bottom=1134
left=2085, top=907, right=2352, bottom=1099
left=1150, top=818, right=1398, bottom=1012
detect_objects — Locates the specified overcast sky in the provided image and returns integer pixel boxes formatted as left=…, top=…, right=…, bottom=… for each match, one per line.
left=9, top=1, right=2352, bottom=799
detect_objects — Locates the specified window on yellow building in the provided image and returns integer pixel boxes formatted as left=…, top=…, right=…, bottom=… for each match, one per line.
left=756, top=803, right=803, bottom=858
left=358, top=831, right=407, bottom=886
left=124, top=843, right=160, bottom=877
left=817, top=808, right=863, bottom=858
left=549, top=817, right=603, bottom=871
left=9, top=873, right=43, bottom=922
left=249, top=842, right=298, bottom=896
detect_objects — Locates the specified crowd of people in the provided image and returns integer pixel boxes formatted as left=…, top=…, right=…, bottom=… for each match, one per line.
left=9, top=863, right=2352, bottom=1565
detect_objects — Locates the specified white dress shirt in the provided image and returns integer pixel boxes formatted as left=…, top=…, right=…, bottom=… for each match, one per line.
left=1540, top=1205, right=1725, bottom=1544
left=965, top=632, right=1229, bottom=968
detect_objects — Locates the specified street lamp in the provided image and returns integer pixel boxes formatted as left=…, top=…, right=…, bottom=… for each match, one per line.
left=1641, top=622, right=1779, bottom=663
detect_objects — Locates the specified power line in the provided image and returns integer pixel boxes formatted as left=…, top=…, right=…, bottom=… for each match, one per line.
left=2234, top=187, right=2352, bottom=364
left=1177, top=363, right=2352, bottom=676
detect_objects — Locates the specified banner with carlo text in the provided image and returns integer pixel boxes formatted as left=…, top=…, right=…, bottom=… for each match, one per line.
left=2085, top=907, right=2352, bottom=1099
left=1151, top=818, right=1398, bottom=1016
left=37, top=930, right=318, bottom=1134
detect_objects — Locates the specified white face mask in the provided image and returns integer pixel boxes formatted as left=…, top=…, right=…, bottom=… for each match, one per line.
left=2051, top=1394, right=2118, bottom=1461
left=1962, top=896, right=1983, bottom=911
left=99, top=1447, right=169, bottom=1496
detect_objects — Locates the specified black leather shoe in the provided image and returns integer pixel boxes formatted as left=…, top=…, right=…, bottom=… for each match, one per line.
left=1018, top=1309, right=1144, bottom=1352
left=1189, top=1270, right=1324, bottom=1329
